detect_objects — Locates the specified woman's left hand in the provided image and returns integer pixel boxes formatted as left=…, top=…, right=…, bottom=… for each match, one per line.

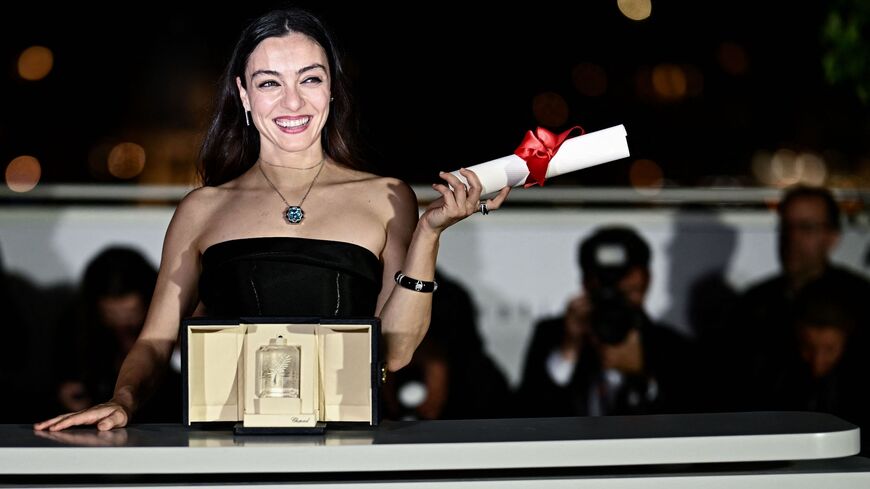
left=420, top=168, right=511, bottom=234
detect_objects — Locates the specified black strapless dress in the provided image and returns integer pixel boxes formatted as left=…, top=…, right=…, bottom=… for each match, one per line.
left=199, top=237, right=382, bottom=317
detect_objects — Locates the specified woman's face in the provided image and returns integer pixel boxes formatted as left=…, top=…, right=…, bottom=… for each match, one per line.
left=237, top=33, right=331, bottom=158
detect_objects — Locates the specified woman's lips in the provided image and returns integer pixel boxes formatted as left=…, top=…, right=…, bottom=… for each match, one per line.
left=274, top=115, right=311, bottom=134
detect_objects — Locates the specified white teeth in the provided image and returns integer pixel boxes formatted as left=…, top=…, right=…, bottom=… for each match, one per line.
left=276, top=117, right=310, bottom=128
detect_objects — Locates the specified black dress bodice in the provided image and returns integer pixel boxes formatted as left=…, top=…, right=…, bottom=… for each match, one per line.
left=199, top=237, right=382, bottom=317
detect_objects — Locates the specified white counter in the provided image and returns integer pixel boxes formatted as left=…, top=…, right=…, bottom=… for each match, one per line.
left=0, top=412, right=866, bottom=487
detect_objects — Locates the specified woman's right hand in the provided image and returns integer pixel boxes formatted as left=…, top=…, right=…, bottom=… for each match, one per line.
left=33, top=188, right=207, bottom=433
left=33, top=400, right=130, bottom=432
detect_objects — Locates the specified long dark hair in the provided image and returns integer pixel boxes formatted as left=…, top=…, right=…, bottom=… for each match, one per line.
left=199, top=9, right=363, bottom=186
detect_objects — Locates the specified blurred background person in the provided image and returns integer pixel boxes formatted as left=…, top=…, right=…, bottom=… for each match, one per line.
left=717, top=185, right=870, bottom=411
left=0, top=245, right=37, bottom=422
left=381, top=270, right=512, bottom=420
left=53, top=247, right=181, bottom=422
left=0, top=243, right=73, bottom=423
left=517, top=227, right=695, bottom=417
left=770, top=275, right=869, bottom=452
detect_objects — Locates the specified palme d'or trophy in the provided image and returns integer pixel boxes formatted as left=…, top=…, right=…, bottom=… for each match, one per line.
left=241, top=333, right=318, bottom=431
left=256, top=335, right=300, bottom=399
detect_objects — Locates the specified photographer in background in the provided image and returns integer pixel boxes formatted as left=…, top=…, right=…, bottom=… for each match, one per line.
left=518, top=227, right=696, bottom=417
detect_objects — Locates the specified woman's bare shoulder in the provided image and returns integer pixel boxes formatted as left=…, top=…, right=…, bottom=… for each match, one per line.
left=175, top=186, right=225, bottom=215
left=350, top=173, right=417, bottom=210
left=170, top=185, right=242, bottom=232
left=333, top=166, right=413, bottom=197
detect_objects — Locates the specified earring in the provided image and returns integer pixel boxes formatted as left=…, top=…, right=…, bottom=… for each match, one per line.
left=330, top=97, right=334, bottom=102
left=245, top=110, right=251, bottom=126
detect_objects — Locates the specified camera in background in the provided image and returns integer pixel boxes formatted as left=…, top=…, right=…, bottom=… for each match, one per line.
left=579, top=227, right=652, bottom=345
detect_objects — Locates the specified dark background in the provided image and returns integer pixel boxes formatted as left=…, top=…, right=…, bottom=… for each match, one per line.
left=2, top=1, right=868, bottom=187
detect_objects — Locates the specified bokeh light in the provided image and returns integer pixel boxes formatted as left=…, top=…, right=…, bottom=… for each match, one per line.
left=572, top=63, right=608, bottom=97
left=629, top=158, right=663, bottom=195
left=794, top=152, right=827, bottom=186
left=751, top=150, right=774, bottom=185
left=767, top=149, right=828, bottom=187
left=107, top=142, right=146, bottom=179
left=6, top=155, right=42, bottom=192
left=770, top=149, right=800, bottom=187
left=18, top=46, right=54, bottom=81
left=532, top=92, right=569, bottom=128
left=618, top=0, right=652, bottom=21
left=652, top=64, right=687, bottom=100
left=718, top=42, right=749, bottom=76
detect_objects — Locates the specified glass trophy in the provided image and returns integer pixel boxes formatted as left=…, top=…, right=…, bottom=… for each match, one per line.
left=256, top=335, right=300, bottom=398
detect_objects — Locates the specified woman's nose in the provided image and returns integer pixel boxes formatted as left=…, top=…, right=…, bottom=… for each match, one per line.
left=281, top=85, right=304, bottom=111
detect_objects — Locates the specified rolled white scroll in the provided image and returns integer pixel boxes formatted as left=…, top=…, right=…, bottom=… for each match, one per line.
left=450, top=124, right=629, bottom=195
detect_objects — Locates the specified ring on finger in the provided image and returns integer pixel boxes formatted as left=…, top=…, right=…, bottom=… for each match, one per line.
left=479, top=202, right=490, bottom=215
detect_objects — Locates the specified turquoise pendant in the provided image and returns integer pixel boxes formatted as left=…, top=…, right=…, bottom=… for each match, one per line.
left=285, top=206, right=304, bottom=224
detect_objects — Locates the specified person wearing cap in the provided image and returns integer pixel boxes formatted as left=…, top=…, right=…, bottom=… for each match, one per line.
left=517, top=226, right=695, bottom=417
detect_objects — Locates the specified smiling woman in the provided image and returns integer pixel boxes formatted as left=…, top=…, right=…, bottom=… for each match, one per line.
left=33, top=7, right=511, bottom=432
left=238, top=35, right=332, bottom=166
left=199, top=9, right=363, bottom=186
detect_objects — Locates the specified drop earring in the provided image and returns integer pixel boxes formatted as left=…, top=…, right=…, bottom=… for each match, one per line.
left=245, top=110, right=251, bottom=126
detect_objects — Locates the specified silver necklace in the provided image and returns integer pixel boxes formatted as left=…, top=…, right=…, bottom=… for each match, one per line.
left=258, top=158, right=325, bottom=224
left=262, top=158, right=324, bottom=170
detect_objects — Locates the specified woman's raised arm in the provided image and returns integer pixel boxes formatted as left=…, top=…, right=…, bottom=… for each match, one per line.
left=376, top=170, right=509, bottom=371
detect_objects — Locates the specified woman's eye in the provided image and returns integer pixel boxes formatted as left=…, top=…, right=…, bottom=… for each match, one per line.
left=257, top=80, right=279, bottom=88
left=302, top=76, right=323, bottom=85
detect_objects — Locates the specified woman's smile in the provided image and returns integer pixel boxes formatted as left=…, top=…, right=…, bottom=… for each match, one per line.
left=274, top=115, right=312, bottom=134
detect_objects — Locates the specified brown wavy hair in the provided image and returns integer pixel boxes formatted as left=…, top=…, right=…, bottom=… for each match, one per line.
left=198, top=8, right=363, bottom=186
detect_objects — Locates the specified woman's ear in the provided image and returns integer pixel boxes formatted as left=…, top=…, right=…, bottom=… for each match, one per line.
left=235, top=76, right=250, bottom=111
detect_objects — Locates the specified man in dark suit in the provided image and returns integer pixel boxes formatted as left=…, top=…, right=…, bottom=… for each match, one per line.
left=723, top=185, right=870, bottom=411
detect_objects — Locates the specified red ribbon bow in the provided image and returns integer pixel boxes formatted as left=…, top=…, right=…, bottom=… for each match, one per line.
left=514, top=126, right=585, bottom=188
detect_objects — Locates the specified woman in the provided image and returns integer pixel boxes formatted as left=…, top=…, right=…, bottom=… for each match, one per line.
left=36, top=8, right=508, bottom=431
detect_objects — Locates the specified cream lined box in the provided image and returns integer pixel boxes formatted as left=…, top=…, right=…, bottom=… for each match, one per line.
left=181, top=317, right=381, bottom=430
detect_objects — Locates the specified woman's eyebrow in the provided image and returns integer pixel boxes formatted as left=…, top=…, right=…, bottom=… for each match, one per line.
left=251, top=69, right=281, bottom=79
left=297, top=63, right=327, bottom=75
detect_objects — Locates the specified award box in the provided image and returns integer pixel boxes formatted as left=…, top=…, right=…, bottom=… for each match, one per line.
left=181, top=317, right=381, bottom=433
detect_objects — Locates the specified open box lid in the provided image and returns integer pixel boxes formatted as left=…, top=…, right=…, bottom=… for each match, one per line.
left=180, top=317, right=381, bottom=426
